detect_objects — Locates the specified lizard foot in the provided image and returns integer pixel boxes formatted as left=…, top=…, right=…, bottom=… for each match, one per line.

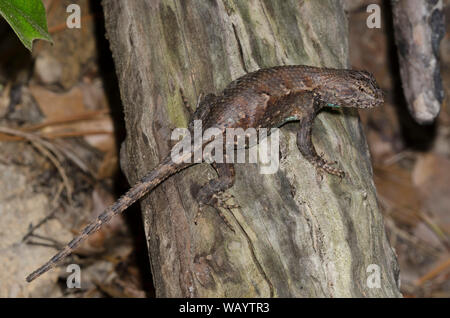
left=319, top=164, right=345, bottom=179
left=212, top=192, right=240, bottom=209
left=314, top=155, right=345, bottom=178
left=318, top=162, right=345, bottom=178
left=194, top=191, right=238, bottom=232
left=315, top=152, right=343, bottom=177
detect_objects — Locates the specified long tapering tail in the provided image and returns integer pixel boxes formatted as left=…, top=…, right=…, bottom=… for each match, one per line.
left=26, top=154, right=194, bottom=282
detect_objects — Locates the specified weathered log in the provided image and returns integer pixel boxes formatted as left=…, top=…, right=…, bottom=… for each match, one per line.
left=103, top=0, right=401, bottom=297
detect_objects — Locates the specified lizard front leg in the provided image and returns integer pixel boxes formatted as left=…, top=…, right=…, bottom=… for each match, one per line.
left=297, top=112, right=345, bottom=178
left=194, top=163, right=237, bottom=229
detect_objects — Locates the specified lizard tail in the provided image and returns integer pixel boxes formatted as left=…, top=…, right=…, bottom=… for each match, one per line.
left=26, top=154, right=193, bottom=282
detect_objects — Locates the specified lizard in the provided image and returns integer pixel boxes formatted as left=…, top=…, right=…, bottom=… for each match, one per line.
left=26, top=64, right=384, bottom=282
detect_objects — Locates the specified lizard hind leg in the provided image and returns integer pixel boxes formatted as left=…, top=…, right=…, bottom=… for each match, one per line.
left=296, top=115, right=345, bottom=178
left=194, top=163, right=238, bottom=231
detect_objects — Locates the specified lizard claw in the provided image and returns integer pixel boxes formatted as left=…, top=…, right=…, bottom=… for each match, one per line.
left=319, top=164, right=345, bottom=178
left=216, top=192, right=234, bottom=200
left=194, top=192, right=238, bottom=231
left=202, top=193, right=239, bottom=210
left=212, top=192, right=239, bottom=208
left=314, top=157, right=345, bottom=178
left=194, top=202, right=236, bottom=232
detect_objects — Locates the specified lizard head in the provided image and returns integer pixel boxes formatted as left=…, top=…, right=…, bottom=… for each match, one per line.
left=319, top=70, right=384, bottom=109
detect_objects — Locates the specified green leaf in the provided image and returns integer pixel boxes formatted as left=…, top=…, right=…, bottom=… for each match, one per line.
left=0, top=0, right=53, bottom=51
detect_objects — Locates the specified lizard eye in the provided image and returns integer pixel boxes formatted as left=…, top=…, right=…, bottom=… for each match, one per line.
left=358, top=85, right=372, bottom=95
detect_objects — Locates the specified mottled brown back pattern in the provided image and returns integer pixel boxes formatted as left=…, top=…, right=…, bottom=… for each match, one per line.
left=26, top=65, right=383, bottom=282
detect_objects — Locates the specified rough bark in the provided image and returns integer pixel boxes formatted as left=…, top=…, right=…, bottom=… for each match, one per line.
left=102, top=0, right=401, bottom=297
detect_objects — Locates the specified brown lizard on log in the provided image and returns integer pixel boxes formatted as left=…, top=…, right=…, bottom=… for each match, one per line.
left=26, top=65, right=384, bottom=282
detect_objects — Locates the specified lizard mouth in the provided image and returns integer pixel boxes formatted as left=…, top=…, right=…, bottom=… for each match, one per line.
left=364, top=99, right=383, bottom=108
left=361, top=91, right=384, bottom=108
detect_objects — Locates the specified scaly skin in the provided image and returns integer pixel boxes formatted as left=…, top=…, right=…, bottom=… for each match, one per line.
left=26, top=65, right=383, bottom=282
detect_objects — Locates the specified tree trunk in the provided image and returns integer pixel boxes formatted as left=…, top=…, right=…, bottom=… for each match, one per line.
left=102, top=0, right=401, bottom=297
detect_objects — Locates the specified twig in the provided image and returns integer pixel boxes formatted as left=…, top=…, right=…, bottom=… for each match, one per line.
left=23, top=208, right=58, bottom=242
left=382, top=151, right=414, bottom=166
left=0, top=126, right=73, bottom=205
left=21, top=109, right=109, bottom=132
left=415, top=257, right=450, bottom=287
left=31, top=140, right=73, bottom=206
left=26, top=233, right=63, bottom=248
left=0, top=129, right=112, bottom=141
left=22, top=184, right=64, bottom=242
